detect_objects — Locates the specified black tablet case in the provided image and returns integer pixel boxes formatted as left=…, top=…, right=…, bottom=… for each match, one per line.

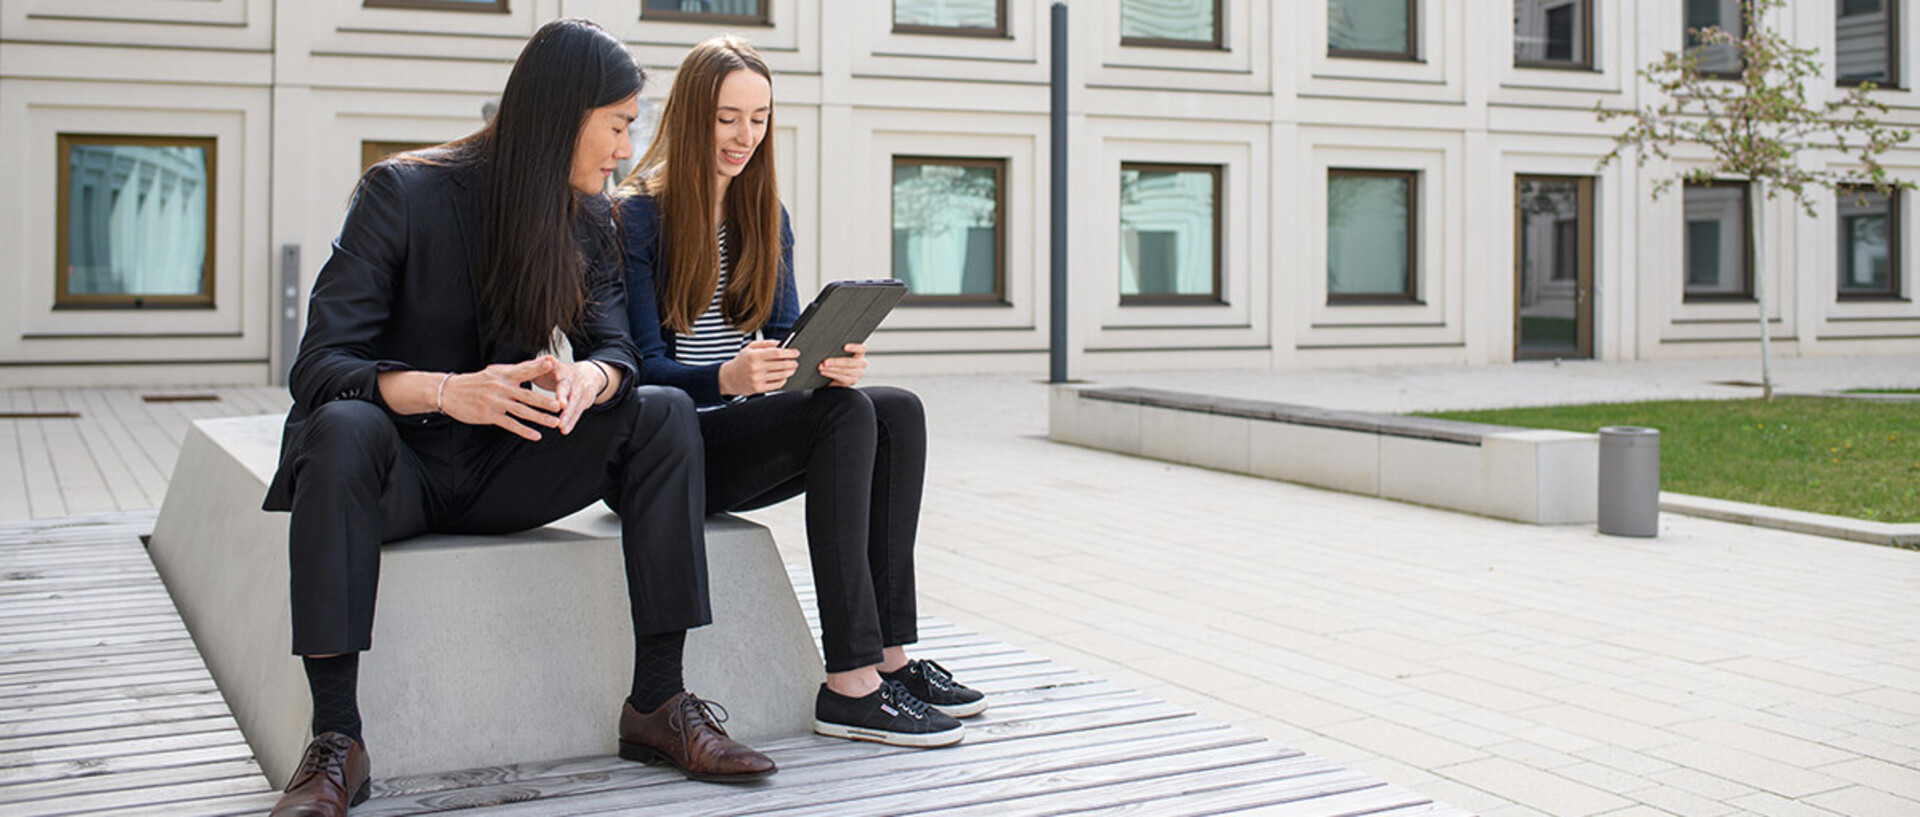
left=777, top=280, right=907, bottom=392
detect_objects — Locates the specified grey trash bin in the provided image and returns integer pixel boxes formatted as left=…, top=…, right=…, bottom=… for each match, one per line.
left=1597, top=426, right=1660, bottom=537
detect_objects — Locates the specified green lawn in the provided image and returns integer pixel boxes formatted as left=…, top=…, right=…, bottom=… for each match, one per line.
left=1420, top=397, right=1920, bottom=523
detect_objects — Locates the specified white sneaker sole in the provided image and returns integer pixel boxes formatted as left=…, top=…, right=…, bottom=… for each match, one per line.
left=932, top=698, right=988, bottom=718
left=814, top=719, right=964, bottom=748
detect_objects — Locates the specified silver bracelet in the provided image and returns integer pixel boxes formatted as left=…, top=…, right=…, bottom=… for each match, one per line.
left=436, top=372, right=453, bottom=414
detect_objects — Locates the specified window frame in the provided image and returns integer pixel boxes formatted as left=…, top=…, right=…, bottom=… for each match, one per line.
left=1326, top=167, right=1420, bottom=305
left=1118, top=161, right=1224, bottom=305
left=1120, top=0, right=1226, bottom=51
left=1513, top=0, right=1596, bottom=71
left=1837, top=183, right=1904, bottom=300
left=640, top=0, right=771, bottom=26
left=55, top=133, right=218, bottom=310
left=1680, top=179, right=1755, bottom=302
left=1686, top=0, right=1748, bottom=80
left=893, top=0, right=1008, bottom=38
left=1327, top=0, right=1420, bottom=61
left=1837, top=0, right=1902, bottom=89
left=363, top=0, right=509, bottom=12
left=890, top=155, right=1009, bottom=306
left=361, top=140, right=439, bottom=174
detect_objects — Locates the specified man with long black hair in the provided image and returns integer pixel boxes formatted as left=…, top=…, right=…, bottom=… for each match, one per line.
left=264, top=19, right=774, bottom=816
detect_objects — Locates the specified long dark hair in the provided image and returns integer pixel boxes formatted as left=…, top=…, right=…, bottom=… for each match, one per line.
left=430, top=18, right=641, bottom=354
left=618, top=35, right=780, bottom=335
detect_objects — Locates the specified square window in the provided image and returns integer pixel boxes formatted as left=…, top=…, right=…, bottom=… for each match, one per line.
left=1838, top=0, right=1900, bottom=87
left=1120, top=163, right=1221, bottom=303
left=1686, top=0, right=1745, bottom=76
left=1514, top=0, right=1593, bottom=69
left=895, top=0, right=1005, bottom=36
left=1121, top=0, right=1222, bottom=50
left=1329, top=0, right=1417, bottom=60
left=1681, top=181, right=1752, bottom=299
left=1838, top=185, right=1901, bottom=298
left=642, top=0, right=768, bottom=25
left=57, top=134, right=216, bottom=309
left=1327, top=169, right=1417, bottom=302
left=892, top=158, right=1006, bottom=303
left=363, top=0, right=508, bottom=11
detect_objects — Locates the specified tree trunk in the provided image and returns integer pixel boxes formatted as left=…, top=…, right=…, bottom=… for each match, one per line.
left=1751, top=178, right=1775, bottom=400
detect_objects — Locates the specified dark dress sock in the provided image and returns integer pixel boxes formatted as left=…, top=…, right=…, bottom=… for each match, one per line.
left=629, top=630, right=687, bottom=712
left=303, top=654, right=363, bottom=745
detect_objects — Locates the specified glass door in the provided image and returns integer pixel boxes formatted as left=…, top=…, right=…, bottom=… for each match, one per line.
left=1514, top=175, right=1594, bottom=359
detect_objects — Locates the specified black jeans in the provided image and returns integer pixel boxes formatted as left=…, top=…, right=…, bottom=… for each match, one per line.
left=282, top=385, right=709, bottom=656
left=699, top=386, right=926, bottom=673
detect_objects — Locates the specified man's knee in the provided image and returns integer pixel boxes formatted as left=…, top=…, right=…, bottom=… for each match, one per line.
left=629, top=385, right=697, bottom=431
left=624, top=386, right=701, bottom=462
left=298, top=400, right=399, bottom=462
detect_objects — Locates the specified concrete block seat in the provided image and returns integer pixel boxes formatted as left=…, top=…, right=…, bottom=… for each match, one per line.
left=147, top=413, right=824, bottom=787
left=1051, top=384, right=1599, bottom=525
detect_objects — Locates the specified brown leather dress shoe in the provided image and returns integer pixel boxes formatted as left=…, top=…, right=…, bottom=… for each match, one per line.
left=618, top=693, right=776, bottom=782
left=269, top=732, right=370, bottom=816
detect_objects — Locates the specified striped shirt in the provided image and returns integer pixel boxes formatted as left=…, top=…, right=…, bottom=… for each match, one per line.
left=672, top=224, right=750, bottom=367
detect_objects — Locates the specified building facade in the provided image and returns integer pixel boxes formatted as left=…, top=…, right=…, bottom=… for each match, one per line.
left=2, top=0, right=1916, bottom=387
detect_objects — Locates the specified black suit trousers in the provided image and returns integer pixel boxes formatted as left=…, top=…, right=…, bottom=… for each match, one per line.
left=284, top=385, right=710, bottom=656
left=699, top=386, right=926, bottom=673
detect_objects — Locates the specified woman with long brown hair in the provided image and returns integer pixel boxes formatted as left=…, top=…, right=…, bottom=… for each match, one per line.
left=618, top=35, right=985, bottom=748
left=267, top=20, right=773, bottom=816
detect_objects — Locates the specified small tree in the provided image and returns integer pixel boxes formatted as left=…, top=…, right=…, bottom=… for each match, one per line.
left=1598, top=0, right=1912, bottom=399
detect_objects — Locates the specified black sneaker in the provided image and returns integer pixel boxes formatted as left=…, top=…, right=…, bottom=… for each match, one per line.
left=882, top=659, right=987, bottom=718
left=814, top=679, right=964, bottom=747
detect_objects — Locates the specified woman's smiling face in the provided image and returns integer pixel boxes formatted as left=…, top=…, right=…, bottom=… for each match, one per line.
left=713, top=68, right=771, bottom=184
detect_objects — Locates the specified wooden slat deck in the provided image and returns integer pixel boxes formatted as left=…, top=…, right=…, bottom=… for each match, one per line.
left=0, top=512, right=279, bottom=817
left=0, top=512, right=1468, bottom=816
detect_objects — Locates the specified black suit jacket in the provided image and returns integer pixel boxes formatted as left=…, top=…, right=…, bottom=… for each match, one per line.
left=264, top=157, right=639, bottom=511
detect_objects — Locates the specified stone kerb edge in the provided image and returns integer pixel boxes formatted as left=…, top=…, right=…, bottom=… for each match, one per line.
left=1050, top=383, right=1600, bottom=525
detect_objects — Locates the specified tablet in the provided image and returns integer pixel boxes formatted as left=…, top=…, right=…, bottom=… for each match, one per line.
left=777, top=279, right=907, bottom=392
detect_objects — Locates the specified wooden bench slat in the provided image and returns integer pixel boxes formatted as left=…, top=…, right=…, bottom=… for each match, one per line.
left=362, top=703, right=1211, bottom=814
left=0, top=715, right=245, bottom=756
left=0, top=657, right=210, bottom=689
left=367, top=716, right=1258, bottom=817
left=0, top=678, right=219, bottom=713
left=910, top=763, right=1374, bottom=817
left=0, top=741, right=257, bottom=787
left=0, top=615, right=193, bottom=642
left=1056, top=777, right=1460, bottom=817
left=0, top=758, right=272, bottom=814
left=0, top=701, right=238, bottom=739
left=0, top=639, right=201, bottom=670
left=715, top=745, right=1329, bottom=817
left=58, top=787, right=282, bottom=817
left=0, top=598, right=179, bottom=626
left=677, top=726, right=1285, bottom=817
left=0, top=627, right=195, bottom=657
left=0, top=728, right=251, bottom=778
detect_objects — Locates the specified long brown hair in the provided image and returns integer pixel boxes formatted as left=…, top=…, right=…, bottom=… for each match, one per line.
left=619, top=35, right=781, bottom=335
left=400, top=18, right=641, bottom=354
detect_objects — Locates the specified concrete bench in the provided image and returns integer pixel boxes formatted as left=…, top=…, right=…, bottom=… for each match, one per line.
left=1050, top=384, right=1597, bottom=525
left=147, top=413, right=824, bottom=787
